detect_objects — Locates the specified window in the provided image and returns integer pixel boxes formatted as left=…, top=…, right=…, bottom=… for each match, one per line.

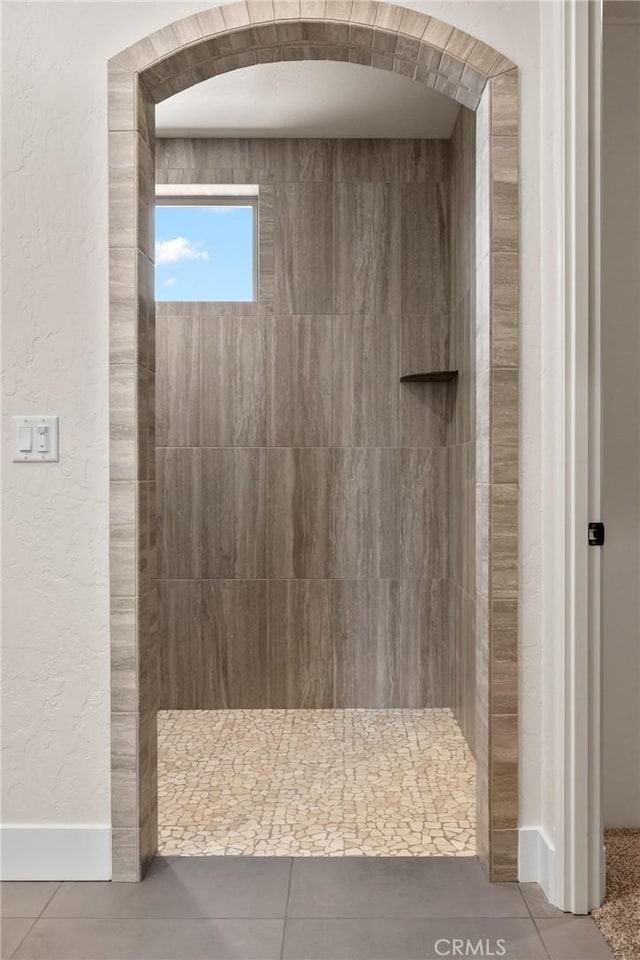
left=155, top=185, right=258, bottom=302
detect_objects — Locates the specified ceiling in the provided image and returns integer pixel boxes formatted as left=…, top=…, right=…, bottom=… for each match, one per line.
left=155, top=60, right=461, bottom=139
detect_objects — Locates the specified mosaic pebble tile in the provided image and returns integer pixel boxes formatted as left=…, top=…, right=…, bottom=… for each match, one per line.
left=158, top=709, right=476, bottom=857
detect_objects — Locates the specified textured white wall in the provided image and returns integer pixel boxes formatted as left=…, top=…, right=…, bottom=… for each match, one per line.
left=1, top=0, right=544, bottom=858
left=602, top=18, right=640, bottom=827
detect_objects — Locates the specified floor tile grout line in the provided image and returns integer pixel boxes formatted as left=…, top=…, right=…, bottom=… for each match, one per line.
left=530, top=916, right=560, bottom=960
left=37, top=881, right=63, bottom=920
left=8, top=915, right=37, bottom=960
left=280, top=858, right=294, bottom=960
left=25, top=912, right=539, bottom=921
left=516, top=883, right=536, bottom=921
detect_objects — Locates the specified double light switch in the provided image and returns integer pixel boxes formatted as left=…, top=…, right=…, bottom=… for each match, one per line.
left=13, top=416, right=59, bottom=462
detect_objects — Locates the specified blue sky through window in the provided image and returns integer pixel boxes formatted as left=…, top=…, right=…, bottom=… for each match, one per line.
left=155, top=204, right=254, bottom=301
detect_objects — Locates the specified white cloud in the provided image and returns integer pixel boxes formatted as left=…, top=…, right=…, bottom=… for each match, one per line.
left=155, top=236, right=210, bottom=266
left=163, top=277, right=178, bottom=288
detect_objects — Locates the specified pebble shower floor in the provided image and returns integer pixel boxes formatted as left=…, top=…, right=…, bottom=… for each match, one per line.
left=158, top=709, right=476, bottom=857
left=158, top=708, right=476, bottom=857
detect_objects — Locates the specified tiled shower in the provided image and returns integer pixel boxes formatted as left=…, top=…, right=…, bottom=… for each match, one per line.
left=155, top=118, right=478, bottom=856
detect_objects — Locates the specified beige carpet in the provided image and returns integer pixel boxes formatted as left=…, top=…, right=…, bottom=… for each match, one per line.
left=593, top=829, right=640, bottom=960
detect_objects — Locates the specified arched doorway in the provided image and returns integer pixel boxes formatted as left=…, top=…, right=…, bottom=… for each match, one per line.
left=108, top=0, right=519, bottom=882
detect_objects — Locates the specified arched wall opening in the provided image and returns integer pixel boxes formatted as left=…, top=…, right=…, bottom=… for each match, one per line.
left=108, top=0, right=519, bottom=882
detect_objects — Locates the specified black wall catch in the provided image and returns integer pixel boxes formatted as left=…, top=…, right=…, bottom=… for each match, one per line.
left=588, top=522, right=605, bottom=547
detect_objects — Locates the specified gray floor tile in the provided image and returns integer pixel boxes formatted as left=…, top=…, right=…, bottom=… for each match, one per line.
left=13, top=918, right=284, bottom=960
left=44, top=856, right=291, bottom=918
left=536, top=918, right=616, bottom=959
left=519, top=883, right=565, bottom=918
left=0, top=883, right=60, bottom=918
left=283, top=918, right=549, bottom=959
left=287, top=857, right=529, bottom=918
left=1, top=919, right=34, bottom=959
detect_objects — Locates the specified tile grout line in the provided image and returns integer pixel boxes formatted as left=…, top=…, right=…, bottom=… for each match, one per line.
left=530, top=916, right=560, bottom=960
left=34, top=880, right=63, bottom=920
left=280, top=858, right=295, bottom=960
left=516, top=883, right=554, bottom=959
left=8, top=916, right=37, bottom=960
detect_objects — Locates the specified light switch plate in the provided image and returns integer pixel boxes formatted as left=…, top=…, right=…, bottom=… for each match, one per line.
left=13, top=416, right=59, bottom=462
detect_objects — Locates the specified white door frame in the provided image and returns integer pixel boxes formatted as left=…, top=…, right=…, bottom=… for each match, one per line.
left=540, top=0, right=604, bottom=914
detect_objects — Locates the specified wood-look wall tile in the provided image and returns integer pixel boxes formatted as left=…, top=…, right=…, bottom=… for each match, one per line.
left=448, top=442, right=475, bottom=594
left=200, top=316, right=266, bottom=446
left=267, top=580, right=333, bottom=707
left=333, top=315, right=398, bottom=446
left=491, top=136, right=518, bottom=255
left=335, top=182, right=400, bottom=315
left=399, top=447, right=448, bottom=578
left=421, top=17, right=453, bottom=48
left=400, top=314, right=449, bottom=374
left=267, top=316, right=332, bottom=446
left=475, top=142, right=490, bottom=263
left=476, top=368, right=491, bottom=485
left=491, top=483, right=518, bottom=599
left=157, top=448, right=266, bottom=579
left=397, top=140, right=449, bottom=182
left=445, top=27, right=476, bottom=61
left=111, top=597, right=137, bottom=714
left=476, top=258, right=491, bottom=380
left=491, top=182, right=518, bottom=255
left=333, top=580, right=409, bottom=708
left=199, top=580, right=268, bottom=708
left=137, top=252, right=155, bottom=372
left=109, top=132, right=137, bottom=249
left=492, top=253, right=519, bottom=367
left=110, top=365, right=137, bottom=480
left=136, top=139, right=155, bottom=262
left=135, top=366, right=152, bottom=483
left=110, top=248, right=137, bottom=364
left=451, top=583, right=476, bottom=751
left=144, top=367, right=156, bottom=482
left=490, top=714, right=518, bottom=830
left=157, top=300, right=268, bottom=319
left=450, top=295, right=475, bottom=446
left=110, top=481, right=137, bottom=597
left=491, top=600, right=518, bottom=715
left=399, top=315, right=450, bottom=447
left=475, top=589, right=490, bottom=860
left=158, top=579, right=198, bottom=709
left=331, top=448, right=398, bottom=578
left=476, top=481, right=490, bottom=600
left=111, top=711, right=138, bottom=827
left=400, top=382, right=451, bottom=448
left=490, top=829, right=518, bottom=882
left=109, top=65, right=136, bottom=132
left=159, top=579, right=268, bottom=709
left=111, top=829, right=141, bottom=883
left=274, top=182, right=333, bottom=313
left=265, top=138, right=333, bottom=181
left=401, top=182, right=449, bottom=315
left=491, top=367, right=518, bottom=483
left=333, top=139, right=397, bottom=181
left=466, top=39, right=500, bottom=75
left=401, top=578, right=451, bottom=707
left=267, top=447, right=331, bottom=578
left=490, top=71, right=518, bottom=138
left=258, top=184, right=275, bottom=305
left=156, top=315, right=266, bottom=447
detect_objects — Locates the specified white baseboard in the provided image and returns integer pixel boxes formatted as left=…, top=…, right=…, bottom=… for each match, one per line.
left=0, top=825, right=111, bottom=880
left=518, top=826, right=555, bottom=899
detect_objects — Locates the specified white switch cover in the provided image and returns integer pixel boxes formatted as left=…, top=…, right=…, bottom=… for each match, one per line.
left=13, top=416, right=59, bottom=462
